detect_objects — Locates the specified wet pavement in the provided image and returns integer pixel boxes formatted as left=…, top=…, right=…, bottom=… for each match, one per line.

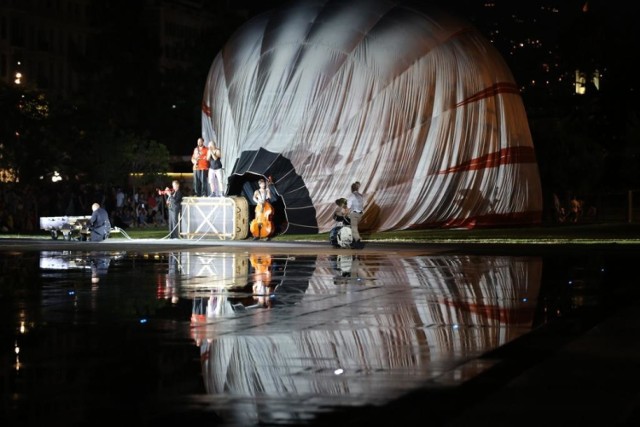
left=1, top=238, right=640, bottom=426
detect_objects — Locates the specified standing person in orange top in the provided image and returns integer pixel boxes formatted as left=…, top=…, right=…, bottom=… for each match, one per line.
left=191, top=137, right=209, bottom=197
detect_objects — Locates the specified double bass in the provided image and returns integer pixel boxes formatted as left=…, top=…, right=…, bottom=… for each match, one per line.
left=250, top=178, right=274, bottom=239
left=251, top=200, right=274, bottom=239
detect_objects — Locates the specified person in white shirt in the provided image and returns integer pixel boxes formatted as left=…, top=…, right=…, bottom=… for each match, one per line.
left=346, top=181, right=364, bottom=249
left=115, top=187, right=125, bottom=209
left=206, top=140, right=224, bottom=197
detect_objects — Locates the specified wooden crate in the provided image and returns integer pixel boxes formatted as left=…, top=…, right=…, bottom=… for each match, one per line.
left=180, top=196, right=249, bottom=240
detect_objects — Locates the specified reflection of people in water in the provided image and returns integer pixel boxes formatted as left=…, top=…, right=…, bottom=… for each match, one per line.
left=90, top=253, right=112, bottom=283
left=250, top=254, right=274, bottom=307
left=332, top=254, right=376, bottom=285
left=164, top=252, right=181, bottom=304
left=222, top=254, right=312, bottom=310
left=206, top=289, right=229, bottom=318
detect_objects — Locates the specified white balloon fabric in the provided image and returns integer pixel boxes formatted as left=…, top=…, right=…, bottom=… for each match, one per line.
left=202, top=0, right=542, bottom=234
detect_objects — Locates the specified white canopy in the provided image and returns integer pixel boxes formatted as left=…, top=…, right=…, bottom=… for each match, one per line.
left=202, top=0, right=542, bottom=234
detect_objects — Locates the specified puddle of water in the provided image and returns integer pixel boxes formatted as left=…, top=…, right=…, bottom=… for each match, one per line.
left=0, top=248, right=629, bottom=425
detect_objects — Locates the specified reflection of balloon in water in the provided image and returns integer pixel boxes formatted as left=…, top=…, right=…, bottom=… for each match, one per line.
left=197, top=253, right=542, bottom=426
left=202, top=0, right=542, bottom=234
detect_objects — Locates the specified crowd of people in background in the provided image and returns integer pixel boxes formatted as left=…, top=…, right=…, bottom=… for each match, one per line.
left=552, top=192, right=596, bottom=224
left=0, top=182, right=197, bottom=234
left=0, top=138, right=228, bottom=236
left=1, top=179, right=606, bottom=236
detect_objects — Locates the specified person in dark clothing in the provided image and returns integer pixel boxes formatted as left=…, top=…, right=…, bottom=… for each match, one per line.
left=163, top=180, right=183, bottom=239
left=88, top=202, right=110, bottom=241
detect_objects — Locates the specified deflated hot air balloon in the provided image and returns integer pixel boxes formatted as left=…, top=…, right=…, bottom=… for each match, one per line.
left=201, top=0, right=542, bottom=235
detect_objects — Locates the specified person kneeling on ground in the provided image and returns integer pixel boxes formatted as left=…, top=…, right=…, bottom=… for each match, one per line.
left=89, top=203, right=111, bottom=241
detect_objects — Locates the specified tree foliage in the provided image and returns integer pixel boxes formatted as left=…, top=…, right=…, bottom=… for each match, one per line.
left=0, top=82, right=56, bottom=183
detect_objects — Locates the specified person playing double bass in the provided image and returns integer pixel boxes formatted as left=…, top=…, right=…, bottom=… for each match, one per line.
left=251, top=178, right=274, bottom=240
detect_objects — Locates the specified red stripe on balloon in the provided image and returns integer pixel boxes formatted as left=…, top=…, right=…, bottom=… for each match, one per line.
left=455, top=82, right=521, bottom=108
left=202, top=102, right=212, bottom=117
left=438, top=146, right=536, bottom=174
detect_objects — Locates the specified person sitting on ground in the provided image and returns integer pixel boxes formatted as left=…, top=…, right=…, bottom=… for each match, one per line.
left=330, top=198, right=350, bottom=248
left=333, top=198, right=350, bottom=226
left=136, top=203, right=148, bottom=227
left=120, top=206, right=135, bottom=228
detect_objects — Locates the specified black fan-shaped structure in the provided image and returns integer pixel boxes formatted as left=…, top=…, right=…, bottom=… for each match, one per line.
left=227, top=148, right=318, bottom=235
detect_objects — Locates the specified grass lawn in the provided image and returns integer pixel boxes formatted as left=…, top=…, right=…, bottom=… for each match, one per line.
left=278, top=222, right=640, bottom=244
left=12, top=221, right=640, bottom=244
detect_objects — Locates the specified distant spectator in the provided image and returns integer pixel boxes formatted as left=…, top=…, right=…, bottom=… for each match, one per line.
left=116, top=187, right=125, bottom=209
left=136, top=204, right=148, bottom=227
left=567, top=195, right=583, bottom=223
